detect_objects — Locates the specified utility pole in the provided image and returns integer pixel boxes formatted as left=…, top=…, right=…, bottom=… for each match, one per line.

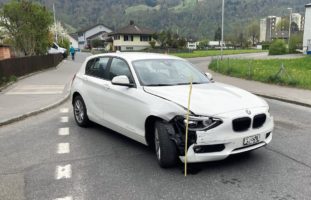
left=53, top=3, right=58, bottom=43
left=288, top=8, right=292, bottom=49
left=221, top=0, right=224, bottom=60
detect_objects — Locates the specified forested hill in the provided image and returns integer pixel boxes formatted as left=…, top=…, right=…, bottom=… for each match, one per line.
left=0, top=0, right=310, bottom=39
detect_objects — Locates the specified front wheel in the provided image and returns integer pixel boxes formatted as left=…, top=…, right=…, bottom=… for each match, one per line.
left=73, top=95, right=90, bottom=127
left=154, top=121, right=178, bottom=168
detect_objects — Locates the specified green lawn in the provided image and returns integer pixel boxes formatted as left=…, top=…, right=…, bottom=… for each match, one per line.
left=209, top=56, right=311, bottom=90
left=172, top=49, right=267, bottom=58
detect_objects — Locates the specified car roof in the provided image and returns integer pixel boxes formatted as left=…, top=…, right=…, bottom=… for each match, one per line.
left=87, top=52, right=184, bottom=63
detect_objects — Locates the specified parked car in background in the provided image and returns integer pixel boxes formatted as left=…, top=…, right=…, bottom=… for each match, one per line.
left=70, top=52, right=274, bottom=168
left=48, top=42, right=67, bottom=58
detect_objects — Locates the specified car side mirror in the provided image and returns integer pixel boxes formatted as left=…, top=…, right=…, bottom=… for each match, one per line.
left=112, top=75, right=134, bottom=87
left=205, top=72, right=214, bottom=82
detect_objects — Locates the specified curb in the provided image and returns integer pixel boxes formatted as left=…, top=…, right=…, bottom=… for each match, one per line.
left=254, top=93, right=311, bottom=108
left=0, top=93, right=70, bottom=127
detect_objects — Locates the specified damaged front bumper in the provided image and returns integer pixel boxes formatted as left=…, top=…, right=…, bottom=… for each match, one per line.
left=171, top=108, right=274, bottom=163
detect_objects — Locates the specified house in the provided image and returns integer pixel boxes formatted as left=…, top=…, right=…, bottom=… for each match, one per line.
left=77, top=24, right=113, bottom=49
left=208, top=41, right=226, bottom=48
left=303, top=3, right=311, bottom=53
left=108, top=21, right=156, bottom=51
left=260, top=16, right=281, bottom=42
left=0, top=45, right=11, bottom=60
left=187, top=37, right=198, bottom=50
left=68, top=33, right=79, bottom=50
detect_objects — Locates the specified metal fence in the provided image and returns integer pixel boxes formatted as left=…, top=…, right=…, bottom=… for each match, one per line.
left=0, top=54, right=63, bottom=79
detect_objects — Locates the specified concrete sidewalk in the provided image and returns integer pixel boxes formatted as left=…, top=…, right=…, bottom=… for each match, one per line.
left=0, top=52, right=90, bottom=126
left=190, top=55, right=311, bottom=107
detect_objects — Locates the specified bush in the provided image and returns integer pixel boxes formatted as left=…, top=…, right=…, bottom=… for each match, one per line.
left=289, top=33, right=303, bottom=54
left=262, top=42, right=271, bottom=50
left=269, top=39, right=287, bottom=55
left=58, top=38, right=70, bottom=52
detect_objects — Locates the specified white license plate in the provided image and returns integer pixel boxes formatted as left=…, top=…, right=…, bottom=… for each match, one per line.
left=243, top=134, right=260, bottom=146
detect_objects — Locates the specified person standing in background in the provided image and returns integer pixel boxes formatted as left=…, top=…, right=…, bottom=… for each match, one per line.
left=70, top=45, right=75, bottom=60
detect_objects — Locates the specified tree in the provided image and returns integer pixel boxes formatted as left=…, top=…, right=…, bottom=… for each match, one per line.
left=0, top=0, right=53, bottom=56
left=247, top=21, right=260, bottom=46
left=197, top=39, right=209, bottom=49
left=288, top=33, right=303, bottom=53
left=214, top=27, right=221, bottom=45
left=276, top=18, right=290, bottom=32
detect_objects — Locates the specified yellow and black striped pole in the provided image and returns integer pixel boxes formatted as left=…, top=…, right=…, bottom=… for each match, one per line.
left=184, top=77, right=193, bottom=176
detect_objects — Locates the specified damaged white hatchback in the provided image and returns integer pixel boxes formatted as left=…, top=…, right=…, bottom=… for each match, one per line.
left=71, top=52, right=274, bottom=168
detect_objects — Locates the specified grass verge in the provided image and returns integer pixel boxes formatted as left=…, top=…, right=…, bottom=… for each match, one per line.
left=209, top=56, right=311, bottom=90
left=172, top=49, right=267, bottom=58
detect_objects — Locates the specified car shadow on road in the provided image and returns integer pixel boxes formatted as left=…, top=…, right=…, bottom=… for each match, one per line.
left=88, top=122, right=266, bottom=175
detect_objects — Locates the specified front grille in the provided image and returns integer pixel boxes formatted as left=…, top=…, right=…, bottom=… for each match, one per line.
left=253, top=114, right=266, bottom=128
left=193, top=144, right=225, bottom=153
left=232, top=117, right=251, bottom=132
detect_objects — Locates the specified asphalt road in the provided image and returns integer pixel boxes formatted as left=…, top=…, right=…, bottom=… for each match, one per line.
left=0, top=97, right=311, bottom=200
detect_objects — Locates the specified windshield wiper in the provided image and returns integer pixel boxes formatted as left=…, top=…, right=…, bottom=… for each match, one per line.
left=176, top=82, right=205, bottom=85
left=144, top=84, right=174, bottom=86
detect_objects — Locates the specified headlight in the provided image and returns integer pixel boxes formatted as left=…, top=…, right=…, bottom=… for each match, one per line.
left=182, top=115, right=223, bottom=131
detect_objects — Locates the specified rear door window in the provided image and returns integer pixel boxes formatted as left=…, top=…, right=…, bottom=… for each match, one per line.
left=85, top=57, right=110, bottom=79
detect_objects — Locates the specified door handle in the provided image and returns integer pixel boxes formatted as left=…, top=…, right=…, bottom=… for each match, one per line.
left=103, top=84, right=110, bottom=90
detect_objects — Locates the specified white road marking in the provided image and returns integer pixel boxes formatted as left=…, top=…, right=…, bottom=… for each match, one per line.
left=60, top=108, right=69, bottom=113
left=58, top=127, right=69, bottom=136
left=54, top=196, right=73, bottom=200
left=60, top=116, right=69, bottom=123
left=55, top=164, right=72, bottom=180
left=5, top=85, right=64, bottom=95
left=57, top=143, right=70, bottom=154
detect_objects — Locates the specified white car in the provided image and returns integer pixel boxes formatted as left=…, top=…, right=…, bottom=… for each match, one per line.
left=48, top=42, right=67, bottom=58
left=71, top=52, right=274, bottom=168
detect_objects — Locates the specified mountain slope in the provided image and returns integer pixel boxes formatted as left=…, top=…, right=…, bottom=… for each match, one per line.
left=0, top=0, right=310, bottom=39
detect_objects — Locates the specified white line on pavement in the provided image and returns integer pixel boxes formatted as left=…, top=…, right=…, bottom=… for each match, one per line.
left=55, top=164, right=72, bottom=180
left=54, top=196, right=73, bottom=200
left=60, top=116, right=69, bottom=123
left=57, top=143, right=70, bottom=154
left=58, top=127, right=70, bottom=136
left=60, top=108, right=69, bottom=113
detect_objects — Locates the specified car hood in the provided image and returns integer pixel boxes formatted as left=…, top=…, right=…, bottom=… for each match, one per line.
left=144, top=82, right=267, bottom=116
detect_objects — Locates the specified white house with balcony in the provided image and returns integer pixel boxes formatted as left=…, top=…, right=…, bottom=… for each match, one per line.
left=303, top=3, right=311, bottom=54
left=108, top=21, right=156, bottom=51
left=77, top=24, right=113, bottom=49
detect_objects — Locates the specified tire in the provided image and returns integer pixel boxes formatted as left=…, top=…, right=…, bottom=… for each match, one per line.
left=73, top=95, right=90, bottom=127
left=154, top=121, right=178, bottom=168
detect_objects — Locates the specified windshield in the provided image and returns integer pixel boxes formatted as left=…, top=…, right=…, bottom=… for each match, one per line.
left=132, top=59, right=209, bottom=86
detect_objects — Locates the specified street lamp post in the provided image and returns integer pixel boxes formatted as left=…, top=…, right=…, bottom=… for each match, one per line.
left=221, top=0, right=224, bottom=60
left=53, top=3, right=58, bottom=43
left=288, top=8, right=292, bottom=49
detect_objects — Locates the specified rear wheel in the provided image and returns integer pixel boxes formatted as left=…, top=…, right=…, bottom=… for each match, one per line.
left=154, top=121, right=178, bottom=168
left=73, top=95, right=90, bottom=127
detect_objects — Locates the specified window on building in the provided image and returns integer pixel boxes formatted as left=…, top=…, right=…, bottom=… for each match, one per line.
left=124, top=35, right=133, bottom=41
left=126, top=47, right=134, bottom=50
left=140, top=35, right=151, bottom=41
left=114, top=35, right=120, bottom=40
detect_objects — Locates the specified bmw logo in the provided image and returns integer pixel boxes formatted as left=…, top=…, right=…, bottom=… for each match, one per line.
left=246, top=109, right=251, bottom=115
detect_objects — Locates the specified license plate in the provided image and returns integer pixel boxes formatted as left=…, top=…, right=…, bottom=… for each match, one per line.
left=243, top=134, right=260, bottom=146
